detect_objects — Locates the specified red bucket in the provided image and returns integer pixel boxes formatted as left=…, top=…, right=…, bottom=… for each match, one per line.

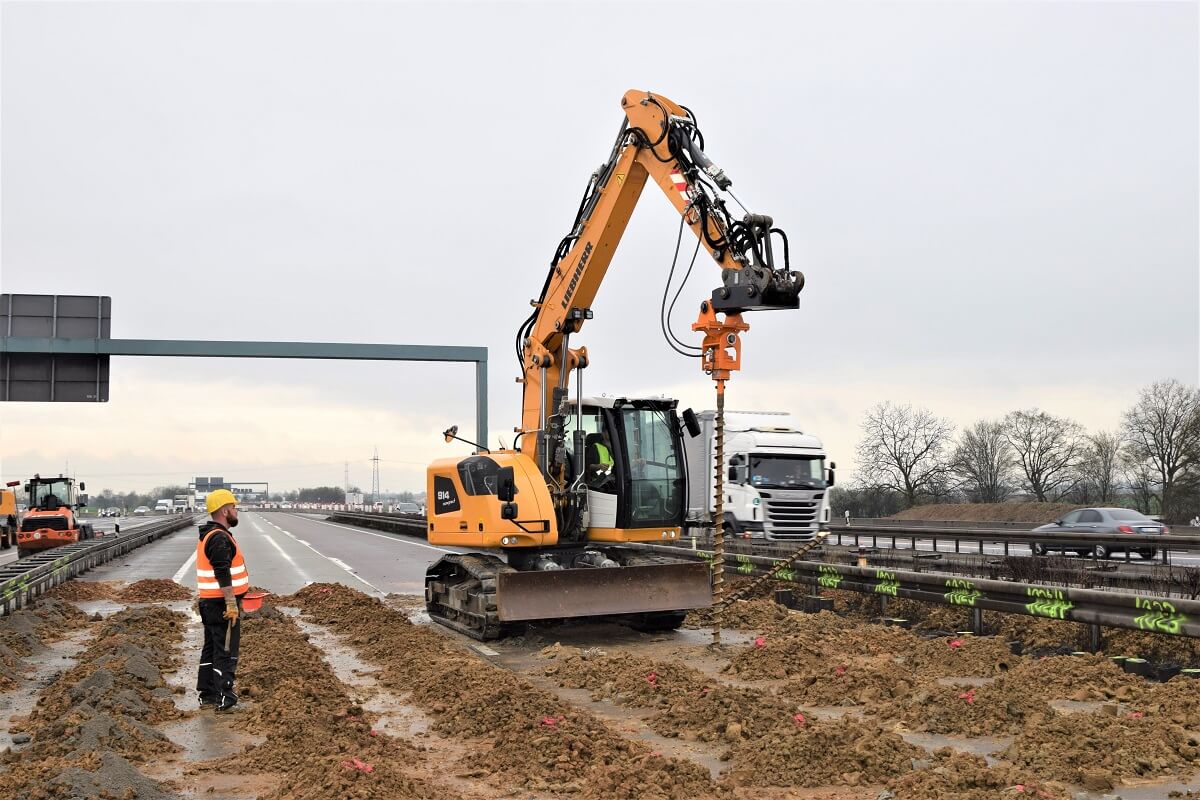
left=242, top=592, right=270, bottom=613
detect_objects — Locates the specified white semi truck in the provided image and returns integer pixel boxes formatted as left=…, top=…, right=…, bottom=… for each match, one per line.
left=685, top=410, right=834, bottom=541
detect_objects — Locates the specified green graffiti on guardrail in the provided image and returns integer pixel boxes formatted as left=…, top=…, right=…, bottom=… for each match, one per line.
left=817, top=565, right=842, bottom=590
left=736, top=555, right=754, bottom=575
left=771, top=560, right=796, bottom=582
left=944, top=577, right=982, bottom=607
left=1134, top=597, right=1187, bottom=636
left=1025, top=587, right=1073, bottom=619
left=874, top=569, right=899, bottom=597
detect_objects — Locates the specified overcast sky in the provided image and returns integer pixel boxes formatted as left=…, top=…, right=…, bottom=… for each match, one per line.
left=1, top=1, right=1197, bottom=495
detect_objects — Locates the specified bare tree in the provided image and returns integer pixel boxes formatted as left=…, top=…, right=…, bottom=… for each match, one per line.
left=855, top=402, right=954, bottom=508
left=1124, top=458, right=1159, bottom=514
left=1003, top=409, right=1085, bottom=501
left=1121, top=379, right=1200, bottom=523
left=1077, top=430, right=1123, bottom=504
left=951, top=419, right=1015, bottom=503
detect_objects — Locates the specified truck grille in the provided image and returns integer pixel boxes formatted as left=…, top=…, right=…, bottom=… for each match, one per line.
left=22, top=516, right=69, bottom=532
left=759, top=491, right=823, bottom=541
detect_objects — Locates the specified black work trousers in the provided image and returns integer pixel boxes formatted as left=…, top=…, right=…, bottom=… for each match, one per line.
left=197, top=596, right=242, bottom=702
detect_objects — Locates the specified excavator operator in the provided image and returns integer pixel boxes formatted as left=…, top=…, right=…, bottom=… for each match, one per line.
left=585, top=430, right=616, bottom=491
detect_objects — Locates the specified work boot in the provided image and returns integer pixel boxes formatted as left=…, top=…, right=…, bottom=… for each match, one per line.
left=214, top=693, right=239, bottom=713
left=198, top=694, right=219, bottom=711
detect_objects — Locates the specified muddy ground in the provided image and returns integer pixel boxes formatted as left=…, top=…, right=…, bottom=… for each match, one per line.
left=0, top=579, right=1196, bottom=799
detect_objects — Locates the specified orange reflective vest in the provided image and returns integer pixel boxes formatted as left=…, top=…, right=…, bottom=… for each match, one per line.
left=196, top=527, right=250, bottom=598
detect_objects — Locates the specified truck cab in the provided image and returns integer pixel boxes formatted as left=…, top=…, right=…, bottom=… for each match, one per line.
left=687, top=411, right=833, bottom=541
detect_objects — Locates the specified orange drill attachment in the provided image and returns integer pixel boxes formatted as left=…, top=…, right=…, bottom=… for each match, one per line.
left=692, top=300, right=750, bottom=395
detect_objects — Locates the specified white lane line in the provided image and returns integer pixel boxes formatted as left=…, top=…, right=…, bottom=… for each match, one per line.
left=262, top=533, right=313, bottom=584
left=172, top=550, right=198, bottom=583
left=288, top=515, right=457, bottom=553
left=254, top=515, right=387, bottom=597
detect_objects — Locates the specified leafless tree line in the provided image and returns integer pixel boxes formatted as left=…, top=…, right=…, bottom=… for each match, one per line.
left=850, top=379, right=1200, bottom=522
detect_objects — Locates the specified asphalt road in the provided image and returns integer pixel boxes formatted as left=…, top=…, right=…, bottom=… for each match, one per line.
left=76, top=511, right=470, bottom=595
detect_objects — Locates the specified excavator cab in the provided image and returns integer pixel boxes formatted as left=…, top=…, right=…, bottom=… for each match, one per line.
left=565, top=396, right=687, bottom=540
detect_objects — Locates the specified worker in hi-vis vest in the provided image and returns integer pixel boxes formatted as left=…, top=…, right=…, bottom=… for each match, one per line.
left=585, top=428, right=617, bottom=491
left=196, top=489, right=249, bottom=712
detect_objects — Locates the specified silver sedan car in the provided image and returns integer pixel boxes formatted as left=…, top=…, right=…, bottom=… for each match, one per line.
left=1031, top=507, right=1168, bottom=559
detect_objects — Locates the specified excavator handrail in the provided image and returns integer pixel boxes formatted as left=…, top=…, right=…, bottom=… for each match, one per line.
left=0, top=515, right=197, bottom=616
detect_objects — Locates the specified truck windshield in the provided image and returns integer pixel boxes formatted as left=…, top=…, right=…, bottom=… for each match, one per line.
left=749, top=455, right=825, bottom=489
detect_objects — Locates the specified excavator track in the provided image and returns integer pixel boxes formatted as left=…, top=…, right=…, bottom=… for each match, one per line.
left=425, top=548, right=708, bottom=641
left=425, top=553, right=520, bottom=641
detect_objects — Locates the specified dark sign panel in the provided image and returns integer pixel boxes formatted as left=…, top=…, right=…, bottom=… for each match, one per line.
left=1, top=294, right=112, bottom=402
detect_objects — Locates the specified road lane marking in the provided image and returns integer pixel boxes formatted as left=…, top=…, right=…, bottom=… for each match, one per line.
left=251, top=515, right=388, bottom=597
left=172, top=551, right=198, bottom=583
left=263, top=533, right=313, bottom=583
left=286, top=515, right=457, bottom=553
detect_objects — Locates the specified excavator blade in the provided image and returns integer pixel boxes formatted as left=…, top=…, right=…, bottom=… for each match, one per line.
left=495, top=562, right=712, bottom=622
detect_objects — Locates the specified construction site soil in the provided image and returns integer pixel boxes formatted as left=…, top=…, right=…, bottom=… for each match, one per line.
left=889, top=502, right=1083, bottom=523
left=0, top=581, right=1196, bottom=799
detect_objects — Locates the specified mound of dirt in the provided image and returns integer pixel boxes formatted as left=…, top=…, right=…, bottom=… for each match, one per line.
left=205, top=611, right=440, bottom=800
left=898, top=634, right=1021, bottom=680
left=0, top=596, right=89, bottom=689
left=0, top=606, right=184, bottom=798
left=885, top=749, right=1071, bottom=800
left=543, top=648, right=796, bottom=744
left=286, top=583, right=728, bottom=800
left=685, top=597, right=799, bottom=631
left=23, top=606, right=187, bottom=755
left=1102, top=627, right=1200, bottom=667
left=50, top=580, right=122, bottom=601
left=723, top=717, right=923, bottom=788
left=1138, top=676, right=1200, bottom=726
left=878, top=680, right=1051, bottom=737
left=889, top=502, right=1081, bottom=523
left=722, top=612, right=924, bottom=681
left=117, top=578, right=193, bottom=603
left=781, top=656, right=917, bottom=707
left=1001, top=708, right=1200, bottom=784
left=988, top=613, right=1091, bottom=653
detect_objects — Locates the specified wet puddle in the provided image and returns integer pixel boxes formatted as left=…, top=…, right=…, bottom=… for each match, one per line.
left=284, top=608, right=537, bottom=797
left=899, top=731, right=1014, bottom=764
left=0, top=627, right=92, bottom=750
left=147, top=603, right=271, bottom=799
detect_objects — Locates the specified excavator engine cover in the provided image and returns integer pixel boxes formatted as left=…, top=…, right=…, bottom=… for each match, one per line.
left=496, top=562, right=711, bottom=622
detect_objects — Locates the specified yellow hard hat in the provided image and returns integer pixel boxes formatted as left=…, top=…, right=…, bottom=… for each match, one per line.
left=206, top=489, right=238, bottom=515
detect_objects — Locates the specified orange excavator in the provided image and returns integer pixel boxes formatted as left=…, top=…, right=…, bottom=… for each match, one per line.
left=16, top=474, right=95, bottom=559
left=424, top=89, right=804, bottom=639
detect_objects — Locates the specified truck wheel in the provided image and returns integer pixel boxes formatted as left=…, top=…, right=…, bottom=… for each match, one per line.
left=1138, top=548, right=1157, bottom=560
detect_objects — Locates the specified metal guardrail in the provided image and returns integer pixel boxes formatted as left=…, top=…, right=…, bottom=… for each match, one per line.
left=635, top=542, right=1200, bottom=639
left=826, top=522, right=1200, bottom=564
left=322, top=509, right=428, bottom=535
left=0, top=515, right=197, bottom=615
left=843, top=517, right=1038, bottom=530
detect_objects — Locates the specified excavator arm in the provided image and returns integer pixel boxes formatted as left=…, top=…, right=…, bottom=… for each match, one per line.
left=516, top=89, right=804, bottom=468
